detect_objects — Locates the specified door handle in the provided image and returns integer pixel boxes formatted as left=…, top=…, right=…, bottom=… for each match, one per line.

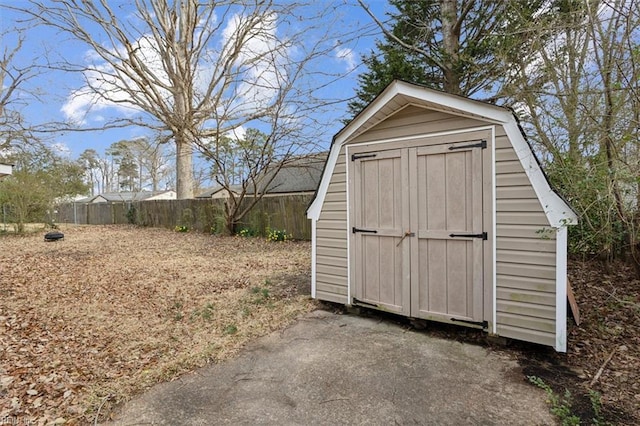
left=396, top=230, right=415, bottom=246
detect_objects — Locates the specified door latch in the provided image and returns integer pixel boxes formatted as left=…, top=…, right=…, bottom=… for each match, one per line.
left=396, top=230, right=415, bottom=246
left=351, top=153, right=377, bottom=161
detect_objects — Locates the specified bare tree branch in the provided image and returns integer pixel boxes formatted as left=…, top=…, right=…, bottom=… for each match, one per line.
left=10, top=0, right=355, bottom=203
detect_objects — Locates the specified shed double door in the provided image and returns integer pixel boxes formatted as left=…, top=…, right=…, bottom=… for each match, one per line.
left=350, top=139, right=484, bottom=324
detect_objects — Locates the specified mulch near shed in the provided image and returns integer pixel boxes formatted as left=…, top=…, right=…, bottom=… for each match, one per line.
left=559, top=260, right=639, bottom=423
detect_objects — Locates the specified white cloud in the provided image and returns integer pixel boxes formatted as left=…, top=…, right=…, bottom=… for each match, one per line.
left=49, top=142, right=71, bottom=157
left=61, top=83, right=141, bottom=125
left=62, top=37, right=165, bottom=125
left=220, top=12, right=290, bottom=116
left=335, top=46, right=356, bottom=72
left=225, top=125, right=246, bottom=141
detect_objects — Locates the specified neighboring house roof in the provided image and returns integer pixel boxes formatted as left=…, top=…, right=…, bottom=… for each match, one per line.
left=85, top=190, right=176, bottom=203
left=0, top=163, right=13, bottom=178
left=196, top=153, right=327, bottom=198
left=75, top=196, right=94, bottom=203
left=307, top=80, right=577, bottom=228
left=260, top=154, right=327, bottom=194
left=196, top=184, right=243, bottom=199
left=54, top=194, right=93, bottom=204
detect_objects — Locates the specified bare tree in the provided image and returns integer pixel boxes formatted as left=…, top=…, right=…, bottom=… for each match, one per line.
left=129, top=136, right=173, bottom=192
left=78, top=148, right=99, bottom=195
left=16, top=0, right=354, bottom=200
left=503, top=0, right=640, bottom=271
left=106, top=136, right=174, bottom=192
left=0, top=28, right=39, bottom=153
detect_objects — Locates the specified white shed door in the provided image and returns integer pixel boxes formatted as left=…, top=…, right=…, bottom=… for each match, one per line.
left=350, top=139, right=484, bottom=323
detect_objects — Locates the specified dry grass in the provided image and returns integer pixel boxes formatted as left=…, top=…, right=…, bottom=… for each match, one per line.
left=0, top=223, right=50, bottom=233
left=0, top=225, right=316, bottom=425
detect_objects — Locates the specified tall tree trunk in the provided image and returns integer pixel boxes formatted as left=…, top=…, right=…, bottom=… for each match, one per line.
left=151, top=168, right=158, bottom=192
left=440, top=0, right=461, bottom=94
left=175, top=134, right=194, bottom=199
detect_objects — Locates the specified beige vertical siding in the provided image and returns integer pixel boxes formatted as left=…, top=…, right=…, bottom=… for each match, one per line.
left=495, top=128, right=557, bottom=347
left=315, top=146, right=349, bottom=303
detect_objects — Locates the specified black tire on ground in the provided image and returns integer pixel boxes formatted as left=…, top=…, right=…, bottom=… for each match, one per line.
left=44, top=231, right=64, bottom=242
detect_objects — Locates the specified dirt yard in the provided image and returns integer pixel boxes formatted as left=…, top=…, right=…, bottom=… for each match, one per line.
left=0, top=225, right=316, bottom=425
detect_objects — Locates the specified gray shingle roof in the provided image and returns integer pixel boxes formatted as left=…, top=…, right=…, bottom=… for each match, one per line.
left=88, top=191, right=173, bottom=202
left=196, top=153, right=327, bottom=198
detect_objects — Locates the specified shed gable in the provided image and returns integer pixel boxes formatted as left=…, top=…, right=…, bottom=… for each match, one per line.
left=348, top=105, right=488, bottom=145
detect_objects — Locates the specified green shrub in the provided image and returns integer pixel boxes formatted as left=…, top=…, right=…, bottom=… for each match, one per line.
left=210, top=214, right=228, bottom=235
left=237, top=226, right=258, bottom=237
left=126, top=205, right=137, bottom=224
left=180, top=208, right=193, bottom=229
left=528, top=376, right=580, bottom=425
left=266, top=227, right=288, bottom=242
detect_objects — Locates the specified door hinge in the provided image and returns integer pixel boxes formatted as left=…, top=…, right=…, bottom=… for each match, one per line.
left=449, top=232, right=487, bottom=240
left=448, top=140, right=487, bottom=151
left=451, top=318, right=488, bottom=329
left=351, top=153, right=377, bottom=161
left=352, top=227, right=378, bottom=234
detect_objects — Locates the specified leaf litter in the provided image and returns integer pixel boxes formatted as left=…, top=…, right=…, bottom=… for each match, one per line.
left=0, top=225, right=316, bottom=424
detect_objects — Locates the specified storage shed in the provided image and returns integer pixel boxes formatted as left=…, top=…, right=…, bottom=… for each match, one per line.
left=307, top=80, right=577, bottom=352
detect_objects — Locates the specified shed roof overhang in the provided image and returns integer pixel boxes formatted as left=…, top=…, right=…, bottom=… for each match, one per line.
left=307, top=80, right=577, bottom=229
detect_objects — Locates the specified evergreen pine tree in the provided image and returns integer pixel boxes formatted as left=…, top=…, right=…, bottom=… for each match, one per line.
left=349, top=0, right=547, bottom=117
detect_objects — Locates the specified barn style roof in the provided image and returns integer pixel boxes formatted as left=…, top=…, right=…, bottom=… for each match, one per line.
left=307, top=80, right=577, bottom=228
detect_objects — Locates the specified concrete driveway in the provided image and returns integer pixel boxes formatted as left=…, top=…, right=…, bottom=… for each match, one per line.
left=108, top=310, right=554, bottom=425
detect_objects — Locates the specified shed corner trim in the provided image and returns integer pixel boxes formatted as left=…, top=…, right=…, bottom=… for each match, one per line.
left=555, top=226, right=569, bottom=352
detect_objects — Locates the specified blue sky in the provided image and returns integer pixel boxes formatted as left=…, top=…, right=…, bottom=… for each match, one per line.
left=0, top=0, right=391, bottom=160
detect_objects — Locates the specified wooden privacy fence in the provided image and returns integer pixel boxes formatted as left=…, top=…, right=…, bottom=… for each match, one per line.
left=56, top=202, right=128, bottom=226
left=56, top=195, right=314, bottom=240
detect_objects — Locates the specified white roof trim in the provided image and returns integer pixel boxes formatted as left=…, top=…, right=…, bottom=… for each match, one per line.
left=308, top=80, right=577, bottom=228
left=308, top=142, right=342, bottom=219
